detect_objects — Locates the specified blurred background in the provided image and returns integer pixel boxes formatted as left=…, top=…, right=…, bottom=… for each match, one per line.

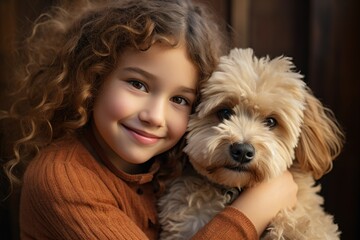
left=1, top=0, right=359, bottom=239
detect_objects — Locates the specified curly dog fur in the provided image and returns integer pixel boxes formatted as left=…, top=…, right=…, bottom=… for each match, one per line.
left=158, top=48, right=344, bottom=240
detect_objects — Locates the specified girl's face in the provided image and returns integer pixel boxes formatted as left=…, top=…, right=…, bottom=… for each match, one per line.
left=92, top=43, right=198, bottom=173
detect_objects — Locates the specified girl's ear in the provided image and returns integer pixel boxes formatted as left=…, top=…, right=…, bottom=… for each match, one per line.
left=295, top=87, right=345, bottom=179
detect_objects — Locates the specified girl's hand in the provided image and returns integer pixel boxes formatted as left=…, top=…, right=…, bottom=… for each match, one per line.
left=231, top=170, right=298, bottom=235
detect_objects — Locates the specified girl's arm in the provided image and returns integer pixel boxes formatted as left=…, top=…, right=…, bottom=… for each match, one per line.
left=192, top=170, right=298, bottom=239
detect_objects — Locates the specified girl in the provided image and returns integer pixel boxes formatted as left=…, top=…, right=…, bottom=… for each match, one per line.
left=1, top=0, right=297, bottom=239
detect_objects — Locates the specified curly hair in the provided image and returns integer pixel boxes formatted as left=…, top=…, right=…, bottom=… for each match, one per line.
left=1, top=0, right=229, bottom=192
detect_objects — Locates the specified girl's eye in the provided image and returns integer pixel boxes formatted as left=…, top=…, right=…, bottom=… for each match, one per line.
left=128, top=80, right=147, bottom=92
left=171, top=96, right=189, bottom=106
left=263, top=117, right=277, bottom=129
left=217, top=108, right=234, bottom=121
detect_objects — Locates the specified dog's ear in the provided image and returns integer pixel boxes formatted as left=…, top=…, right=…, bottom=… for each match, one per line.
left=295, top=87, right=345, bottom=179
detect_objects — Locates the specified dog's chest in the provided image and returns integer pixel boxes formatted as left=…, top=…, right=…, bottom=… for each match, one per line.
left=158, top=175, right=240, bottom=239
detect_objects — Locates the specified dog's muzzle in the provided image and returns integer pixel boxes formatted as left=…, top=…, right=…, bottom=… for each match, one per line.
left=229, top=143, right=255, bottom=164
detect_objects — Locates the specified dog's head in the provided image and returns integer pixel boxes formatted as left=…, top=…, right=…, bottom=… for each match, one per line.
left=184, top=48, right=344, bottom=188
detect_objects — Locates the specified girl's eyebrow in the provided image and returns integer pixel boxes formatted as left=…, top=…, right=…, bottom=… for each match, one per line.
left=180, top=86, right=196, bottom=95
left=123, top=67, right=196, bottom=94
left=123, top=67, right=156, bottom=81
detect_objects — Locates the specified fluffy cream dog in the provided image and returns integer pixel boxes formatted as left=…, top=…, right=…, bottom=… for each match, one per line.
left=158, top=48, right=345, bottom=240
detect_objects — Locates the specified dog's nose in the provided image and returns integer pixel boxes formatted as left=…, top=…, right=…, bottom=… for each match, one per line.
left=229, top=143, right=255, bottom=163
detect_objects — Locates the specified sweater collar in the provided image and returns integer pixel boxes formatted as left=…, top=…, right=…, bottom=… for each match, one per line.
left=106, top=158, right=160, bottom=184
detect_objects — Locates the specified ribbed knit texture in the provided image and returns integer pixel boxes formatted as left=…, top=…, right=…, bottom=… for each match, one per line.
left=191, top=207, right=258, bottom=240
left=20, top=137, right=258, bottom=239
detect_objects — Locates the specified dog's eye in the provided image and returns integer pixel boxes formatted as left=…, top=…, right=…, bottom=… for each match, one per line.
left=264, top=117, right=277, bottom=129
left=217, top=108, right=234, bottom=121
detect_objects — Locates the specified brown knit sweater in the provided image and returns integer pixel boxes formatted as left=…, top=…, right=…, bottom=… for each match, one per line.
left=20, top=137, right=258, bottom=239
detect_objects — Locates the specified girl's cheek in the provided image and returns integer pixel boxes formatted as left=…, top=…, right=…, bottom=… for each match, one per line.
left=170, top=113, right=189, bottom=138
left=102, top=91, right=135, bottom=119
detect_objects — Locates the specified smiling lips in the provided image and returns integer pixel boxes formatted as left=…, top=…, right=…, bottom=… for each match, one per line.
left=123, top=125, right=162, bottom=145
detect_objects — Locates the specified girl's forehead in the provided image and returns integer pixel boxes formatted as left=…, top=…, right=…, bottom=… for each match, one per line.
left=115, top=43, right=198, bottom=88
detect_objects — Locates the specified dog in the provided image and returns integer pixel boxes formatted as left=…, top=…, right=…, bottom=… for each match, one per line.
left=158, top=48, right=344, bottom=240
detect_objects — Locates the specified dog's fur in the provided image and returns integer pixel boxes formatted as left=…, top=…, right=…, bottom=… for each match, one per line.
left=158, top=48, right=345, bottom=240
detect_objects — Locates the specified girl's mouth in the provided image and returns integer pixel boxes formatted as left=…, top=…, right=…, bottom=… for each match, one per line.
left=123, top=125, right=161, bottom=145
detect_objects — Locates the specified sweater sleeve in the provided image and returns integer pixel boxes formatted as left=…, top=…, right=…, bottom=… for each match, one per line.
left=20, top=151, right=151, bottom=240
left=191, top=207, right=258, bottom=240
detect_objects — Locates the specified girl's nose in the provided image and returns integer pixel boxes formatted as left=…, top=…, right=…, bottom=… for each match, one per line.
left=138, top=98, right=166, bottom=127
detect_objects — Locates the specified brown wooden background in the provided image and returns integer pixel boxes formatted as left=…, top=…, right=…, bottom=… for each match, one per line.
left=1, top=0, right=359, bottom=239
